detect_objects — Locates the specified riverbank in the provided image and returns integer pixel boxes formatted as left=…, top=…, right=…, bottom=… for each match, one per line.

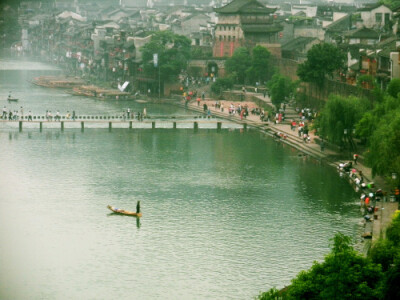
left=179, top=92, right=399, bottom=246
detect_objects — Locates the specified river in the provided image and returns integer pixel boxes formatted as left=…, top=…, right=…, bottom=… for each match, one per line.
left=0, top=58, right=362, bottom=299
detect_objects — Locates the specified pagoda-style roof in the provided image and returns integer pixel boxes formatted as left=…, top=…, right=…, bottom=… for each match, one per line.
left=214, top=0, right=276, bottom=15
left=241, top=23, right=282, bottom=33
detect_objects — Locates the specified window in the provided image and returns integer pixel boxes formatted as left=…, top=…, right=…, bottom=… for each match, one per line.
left=385, top=13, right=390, bottom=24
left=233, top=36, right=236, bottom=42
left=219, top=35, right=222, bottom=41
left=375, top=13, right=382, bottom=23
left=228, top=36, right=231, bottom=41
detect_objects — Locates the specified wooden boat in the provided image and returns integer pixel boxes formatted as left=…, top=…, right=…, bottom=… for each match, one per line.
left=7, top=97, right=18, bottom=102
left=107, top=205, right=142, bottom=217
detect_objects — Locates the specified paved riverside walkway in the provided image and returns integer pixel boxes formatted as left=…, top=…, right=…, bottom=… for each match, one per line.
left=181, top=92, right=399, bottom=243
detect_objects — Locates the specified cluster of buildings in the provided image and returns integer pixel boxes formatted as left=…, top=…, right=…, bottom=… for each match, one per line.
left=4, top=0, right=400, bottom=94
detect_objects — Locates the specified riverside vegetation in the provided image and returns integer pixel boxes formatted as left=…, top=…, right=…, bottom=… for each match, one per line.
left=209, top=43, right=400, bottom=299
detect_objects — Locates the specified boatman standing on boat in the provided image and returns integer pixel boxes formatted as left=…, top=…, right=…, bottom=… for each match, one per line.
left=136, top=201, right=141, bottom=214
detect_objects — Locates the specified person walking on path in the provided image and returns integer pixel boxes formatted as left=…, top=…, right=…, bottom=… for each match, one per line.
left=2, top=106, right=7, bottom=119
left=353, top=154, right=359, bottom=165
left=72, top=110, right=76, bottom=121
left=28, top=111, right=32, bottom=121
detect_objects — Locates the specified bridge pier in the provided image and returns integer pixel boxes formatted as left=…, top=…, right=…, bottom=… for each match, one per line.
left=129, top=121, right=132, bottom=129
left=173, top=122, right=177, bottom=129
left=194, top=122, right=198, bottom=130
left=61, top=121, right=64, bottom=132
left=39, top=122, right=42, bottom=132
left=243, top=123, right=247, bottom=130
left=217, top=122, right=222, bottom=131
left=81, top=121, right=84, bottom=132
left=152, top=122, right=155, bottom=129
left=109, top=122, right=112, bottom=131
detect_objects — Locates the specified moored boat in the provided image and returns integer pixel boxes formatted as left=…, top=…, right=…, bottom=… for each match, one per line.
left=7, top=97, right=18, bottom=102
left=107, top=205, right=142, bottom=217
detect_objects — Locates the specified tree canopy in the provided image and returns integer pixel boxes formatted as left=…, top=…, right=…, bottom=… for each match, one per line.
left=245, top=45, right=272, bottom=84
left=225, top=45, right=272, bottom=85
left=267, top=73, right=296, bottom=110
left=259, top=233, right=383, bottom=300
left=316, top=95, right=367, bottom=146
left=140, top=31, right=191, bottom=83
left=297, top=43, right=346, bottom=87
left=224, top=47, right=251, bottom=84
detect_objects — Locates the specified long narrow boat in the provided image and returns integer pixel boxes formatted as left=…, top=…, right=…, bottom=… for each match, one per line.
left=7, top=97, right=18, bottom=102
left=107, top=205, right=142, bottom=217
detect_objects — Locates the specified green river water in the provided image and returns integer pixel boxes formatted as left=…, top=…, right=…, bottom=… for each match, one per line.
left=0, top=58, right=362, bottom=299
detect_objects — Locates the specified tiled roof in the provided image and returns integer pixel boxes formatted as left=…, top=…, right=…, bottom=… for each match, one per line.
left=345, top=27, right=379, bottom=39
left=325, top=14, right=351, bottom=32
left=241, top=23, right=283, bottom=33
left=214, top=0, right=276, bottom=14
left=282, top=36, right=318, bottom=51
left=358, top=4, right=391, bottom=12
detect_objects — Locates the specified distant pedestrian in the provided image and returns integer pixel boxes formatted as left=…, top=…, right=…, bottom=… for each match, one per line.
left=2, top=106, right=7, bottom=119
left=197, top=97, right=201, bottom=106
left=201, top=91, right=205, bottom=100
left=143, top=107, right=147, bottom=117
left=72, top=110, right=76, bottom=121
left=20, top=106, right=24, bottom=120
left=127, top=108, right=131, bottom=119
left=55, top=110, right=61, bottom=121
left=28, top=111, right=32, bottom=121
left=353, top=154, right=359, bottom=165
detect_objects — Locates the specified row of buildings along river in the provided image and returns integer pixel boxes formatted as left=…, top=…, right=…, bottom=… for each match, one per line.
left=3, top=0, right=400, bottom=96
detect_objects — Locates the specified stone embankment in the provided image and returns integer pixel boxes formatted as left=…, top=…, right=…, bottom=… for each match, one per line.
left=179, top=91, right=399, bottom=245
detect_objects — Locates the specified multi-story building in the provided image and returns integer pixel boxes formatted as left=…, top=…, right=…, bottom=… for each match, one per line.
left=213, top=0, right=282, bottom=57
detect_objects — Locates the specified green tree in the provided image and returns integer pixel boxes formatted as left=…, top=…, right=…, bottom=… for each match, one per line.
left=287, top=233, right=383, bottom=299
left=317, top=95, right=366, bottom=146
left=355, top=112, right=378, bottom=144
left=257, top=287, right=282, bottom=300
left=387, top=78, right=400, bottom=98
left=140, top=31, right=191, bottom=83
left=225, top=47, right=251, bottom=84
left=267, top=73, right=295, bottom=110
left=297, top=43, right=346, bottom=87
left=365, top=108, right=400, bottom=178
left=357, top=74, right=376, bottom=89
left=210, top=76, right=234, bottom=95
left=246, top=45, right=272, bottom=84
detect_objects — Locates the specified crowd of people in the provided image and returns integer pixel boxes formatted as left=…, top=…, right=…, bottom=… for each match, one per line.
left=1, top=105, right=148, bottom=122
